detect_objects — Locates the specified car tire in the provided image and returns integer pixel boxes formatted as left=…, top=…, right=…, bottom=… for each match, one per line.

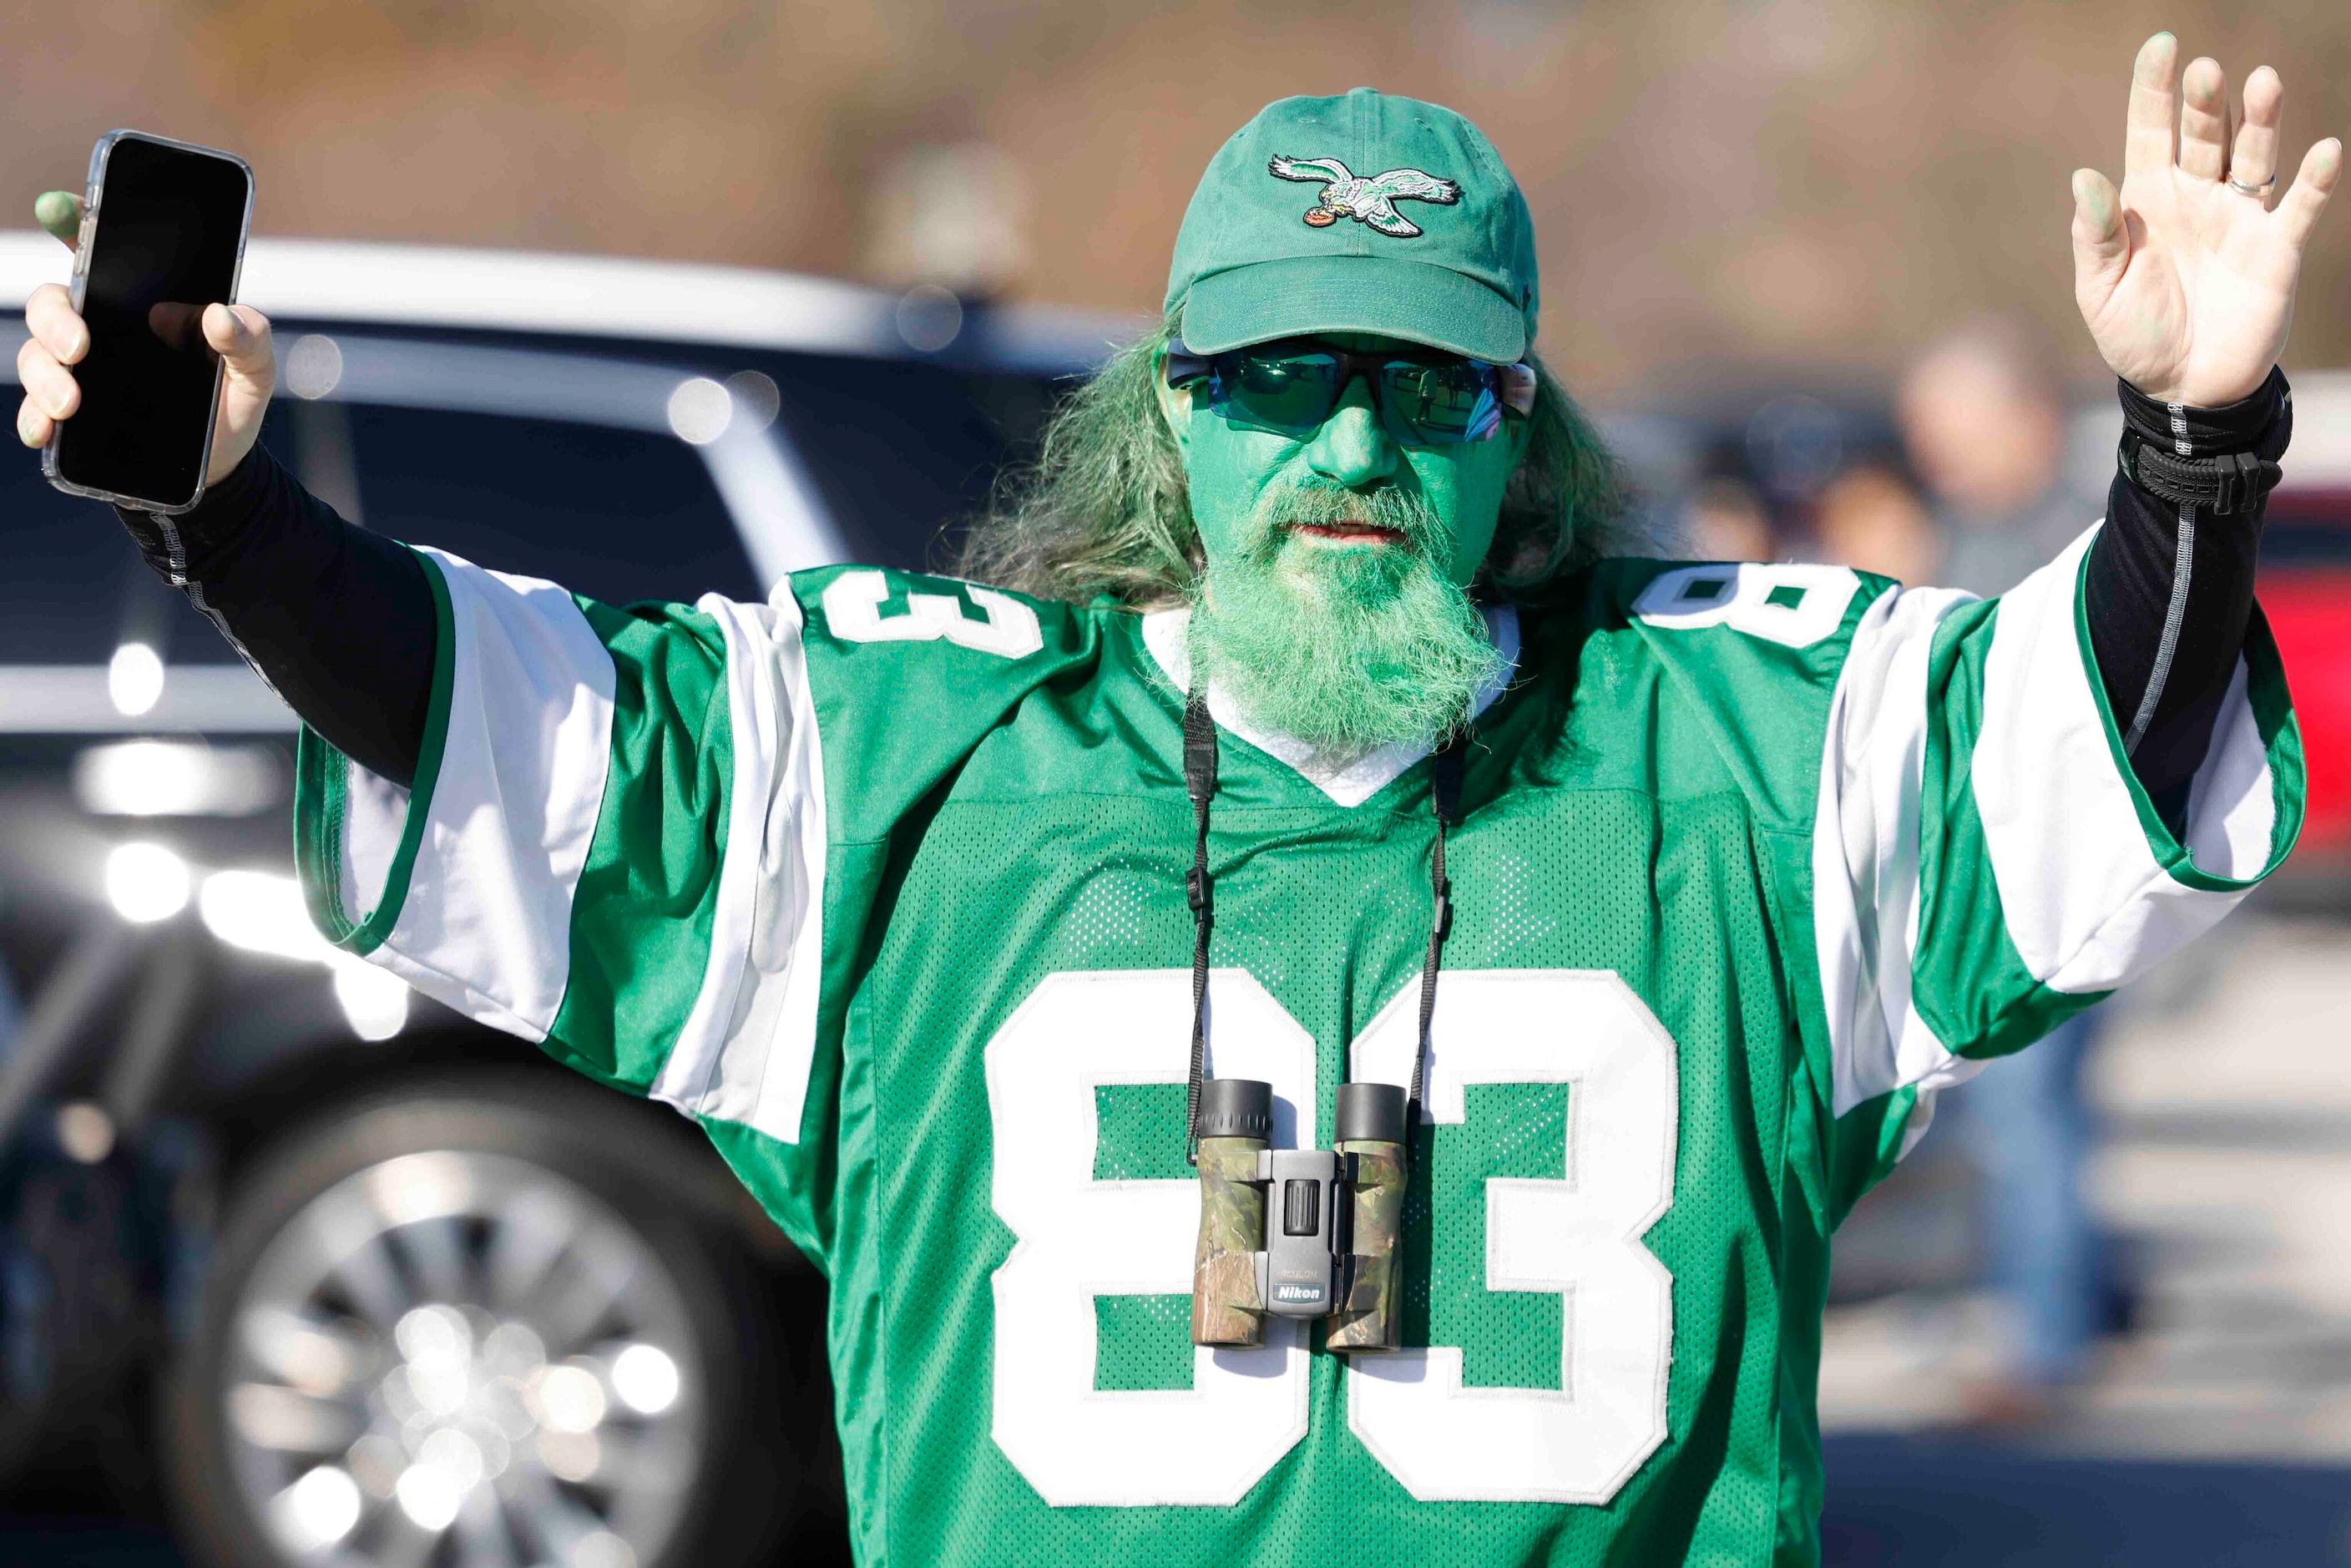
left=160, top=1069, right=833, bottom=1568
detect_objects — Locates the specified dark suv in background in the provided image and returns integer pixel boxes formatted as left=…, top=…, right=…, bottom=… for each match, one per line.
left=0, top=230, right=1126, bottom=1568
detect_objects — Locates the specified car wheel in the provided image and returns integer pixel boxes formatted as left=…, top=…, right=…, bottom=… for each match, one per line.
left=163, top=1070, right=817, bottom=1568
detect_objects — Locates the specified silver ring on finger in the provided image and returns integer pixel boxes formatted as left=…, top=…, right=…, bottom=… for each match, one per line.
left=2227, top=173, right=2278, bottom=198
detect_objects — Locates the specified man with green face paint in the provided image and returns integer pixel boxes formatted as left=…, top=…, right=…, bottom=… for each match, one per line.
left=16, top=43, right=2341, bottom=1567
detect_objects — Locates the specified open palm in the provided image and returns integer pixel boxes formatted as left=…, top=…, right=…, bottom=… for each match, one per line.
left=2074, top=34, right=2339, bottom=408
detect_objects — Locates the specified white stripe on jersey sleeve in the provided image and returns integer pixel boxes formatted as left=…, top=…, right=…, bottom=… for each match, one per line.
left=341, top=765, right=411, bottom=925
left=344, top=549, right=617, bottom=1042
left=650, top=585, right=830, bottom=1146
left=645, top=593, right=785, bottom=1111
left=1812, top=579, right=1980, bottom=1124
left=1974, top=526, right=2277, bottom=994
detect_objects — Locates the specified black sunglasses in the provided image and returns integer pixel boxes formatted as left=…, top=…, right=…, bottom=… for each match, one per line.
left=1163, top=336, right=1536, bottom=446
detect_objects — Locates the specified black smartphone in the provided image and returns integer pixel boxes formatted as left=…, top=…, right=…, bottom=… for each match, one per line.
left=43, top=130, right=254, bottom=513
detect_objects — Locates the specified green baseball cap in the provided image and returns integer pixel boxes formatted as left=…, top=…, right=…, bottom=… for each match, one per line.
left=1165, top=87, right=1539, bottom=364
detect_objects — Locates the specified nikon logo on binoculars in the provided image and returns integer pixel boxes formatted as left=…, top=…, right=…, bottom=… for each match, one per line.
left=983, top=966, right=1678, bottom=1508
left=1191, top=1085, right=1396, bottom=1347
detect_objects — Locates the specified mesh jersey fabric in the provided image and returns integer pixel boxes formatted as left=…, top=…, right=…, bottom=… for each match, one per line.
left=293, top=536, right=2303, bottom=1568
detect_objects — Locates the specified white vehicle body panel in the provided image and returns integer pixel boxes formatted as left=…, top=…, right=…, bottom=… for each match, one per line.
left=0, top=232, right=1138, bottom=734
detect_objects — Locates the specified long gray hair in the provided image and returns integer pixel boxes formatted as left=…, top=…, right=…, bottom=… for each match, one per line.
left=956, top=322, right=1636, bottom=606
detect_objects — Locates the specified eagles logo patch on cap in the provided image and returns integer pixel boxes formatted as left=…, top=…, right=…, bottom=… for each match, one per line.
left=1268, top=154, right=1461, bottom=239
left=1165, top=89, right=1538, bottom=361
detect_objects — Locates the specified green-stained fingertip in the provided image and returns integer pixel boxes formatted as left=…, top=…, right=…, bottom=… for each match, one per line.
left=2071, top=171, right=2113, bottom=228
left=33, top=190, right=81, bottom=245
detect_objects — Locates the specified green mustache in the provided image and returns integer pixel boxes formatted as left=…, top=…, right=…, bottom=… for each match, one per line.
left=1240, top=479, right=1450, bottom=559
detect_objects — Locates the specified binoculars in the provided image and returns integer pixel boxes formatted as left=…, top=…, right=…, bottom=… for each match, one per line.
left=1191, top=1078, right=1408, bottom=1353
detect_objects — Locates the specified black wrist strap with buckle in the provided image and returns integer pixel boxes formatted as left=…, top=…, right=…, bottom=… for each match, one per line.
left=2117, top=437, right=2282, bottom=516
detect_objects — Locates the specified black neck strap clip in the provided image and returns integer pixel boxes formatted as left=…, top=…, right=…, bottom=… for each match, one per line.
left=1182, top=693, right=1218, bottom=1163
left=1182, top=694, right=1217, bottom=918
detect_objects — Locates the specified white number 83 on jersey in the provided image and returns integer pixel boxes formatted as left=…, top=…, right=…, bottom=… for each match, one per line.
left=983, top=968, right=1677, bottom=1507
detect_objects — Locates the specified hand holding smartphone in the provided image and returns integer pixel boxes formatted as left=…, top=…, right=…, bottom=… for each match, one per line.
left=15, top=130, right=274, bottom=513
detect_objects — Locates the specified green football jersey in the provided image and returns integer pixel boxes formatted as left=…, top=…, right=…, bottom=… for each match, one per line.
left=296, top=532, right=2302, bottom=1567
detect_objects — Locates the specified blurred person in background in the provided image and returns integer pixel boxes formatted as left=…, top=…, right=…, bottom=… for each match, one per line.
left=1683, top=470, right=1778, bottom=561
left=13, top=39, right=2339, bottom=1568
left=1813, top=463, right=1943, bottom=585
left=1901, top=319, right=2123, bottom=1424
left=1902, top=318, right=2102, bottom=595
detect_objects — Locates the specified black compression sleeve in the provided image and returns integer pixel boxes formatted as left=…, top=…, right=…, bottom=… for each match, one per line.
left=2082, top=368, right=2289, bottom=830
left=115, top=447, right=437, bottom=787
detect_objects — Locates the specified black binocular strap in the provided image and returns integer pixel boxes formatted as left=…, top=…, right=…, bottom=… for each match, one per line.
left=1404, top=741, right=1465, bottom=1169
left=1180, top=688, right=1468, bottom=1171
left=1182, top=692, right=1219, bottom=1166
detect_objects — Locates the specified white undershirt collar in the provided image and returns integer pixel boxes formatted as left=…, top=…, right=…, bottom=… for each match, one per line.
left=1139, top=604, right=1519, bottom=808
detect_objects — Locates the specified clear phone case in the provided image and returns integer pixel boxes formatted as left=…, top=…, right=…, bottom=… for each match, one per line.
left=40, top=128, right=255, bottom=515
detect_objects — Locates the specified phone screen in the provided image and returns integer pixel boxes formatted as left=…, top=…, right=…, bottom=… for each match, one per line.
left=51, top=135, right=251, bottom=510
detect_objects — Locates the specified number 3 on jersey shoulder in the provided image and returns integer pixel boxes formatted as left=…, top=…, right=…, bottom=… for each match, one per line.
left=1632, top=562, right=1860, bottom=650
left=822, top=569, right=1044, bottom=659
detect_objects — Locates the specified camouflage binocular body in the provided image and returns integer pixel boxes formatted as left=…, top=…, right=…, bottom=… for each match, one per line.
left=1191, top=1079, right=1409, bottom=1353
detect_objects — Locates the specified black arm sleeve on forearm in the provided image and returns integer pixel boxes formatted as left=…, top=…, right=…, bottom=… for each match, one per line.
left=2082, top=368, right=2290, bottom=831
left=116, top=447, right=437, bottom=788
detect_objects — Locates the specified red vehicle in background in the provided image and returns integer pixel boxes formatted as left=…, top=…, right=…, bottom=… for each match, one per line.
left=2253, top=372, right=2351, bottom=865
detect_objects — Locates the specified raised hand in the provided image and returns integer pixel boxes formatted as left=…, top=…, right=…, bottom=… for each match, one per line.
left=2071, top=35, right=2338, bottom=408
left=14, top=190, right=276, bottom=485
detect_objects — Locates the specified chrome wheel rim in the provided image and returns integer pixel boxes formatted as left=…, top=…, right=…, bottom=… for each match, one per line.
left=219, top=1149, right=706, bottom=1568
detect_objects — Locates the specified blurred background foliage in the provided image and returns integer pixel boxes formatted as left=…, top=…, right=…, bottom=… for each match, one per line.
left=11, top=0, right=2348, bottom=397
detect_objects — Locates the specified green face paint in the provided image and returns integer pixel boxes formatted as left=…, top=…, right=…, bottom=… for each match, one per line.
left=1170, top=335, right=1524, bottom=586
left=1163, top=334, right=1524, bottom=750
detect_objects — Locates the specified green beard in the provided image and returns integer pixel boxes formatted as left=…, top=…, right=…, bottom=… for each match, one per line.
left=1186, top=480, right=1505, bottom=751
